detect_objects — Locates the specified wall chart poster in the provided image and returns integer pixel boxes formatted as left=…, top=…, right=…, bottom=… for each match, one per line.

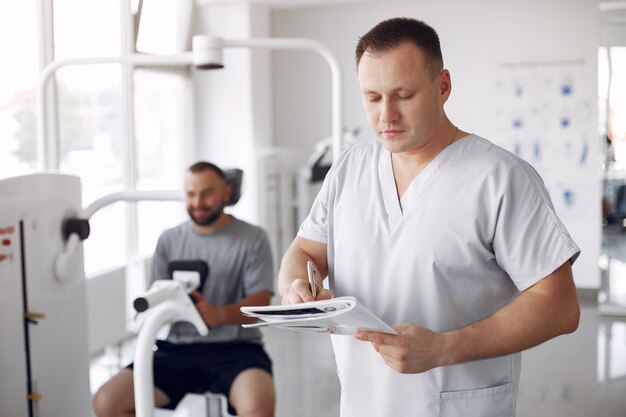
left=491, top=59, right=598, bottom=222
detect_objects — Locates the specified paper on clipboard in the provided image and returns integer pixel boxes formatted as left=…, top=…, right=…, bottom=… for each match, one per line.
left=240, top=296, right=397, bottom=335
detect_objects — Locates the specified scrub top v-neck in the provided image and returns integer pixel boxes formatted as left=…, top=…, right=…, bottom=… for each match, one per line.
left=298, top=134, right=579, bottom=417
left=378, top=135, right=469, bottom=232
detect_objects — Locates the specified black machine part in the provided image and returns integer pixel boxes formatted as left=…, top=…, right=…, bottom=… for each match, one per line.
left=224, top=168, right=243, bottom=206
left=168, top=260, right=210, bottom=303
left=62, top=218, right=90, bottom=241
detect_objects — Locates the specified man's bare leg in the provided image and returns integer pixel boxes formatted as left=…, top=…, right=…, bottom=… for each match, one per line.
left=92, top=368, right=171, bottom=417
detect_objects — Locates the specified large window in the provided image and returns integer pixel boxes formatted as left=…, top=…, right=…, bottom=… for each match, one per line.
left=53, top=0, right=126, bottom=275
left=607, top=48, right=626, bottom=170
left=0, top=1, right=39, bottom=178
left=600, top=47, right=626, bottom=230
left=2, top=1, right=192, bottom=277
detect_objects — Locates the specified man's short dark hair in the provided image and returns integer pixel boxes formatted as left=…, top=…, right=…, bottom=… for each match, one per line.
left=355, top=17, right=443, bottom=77
left=187, top=161, right=226, bottom=180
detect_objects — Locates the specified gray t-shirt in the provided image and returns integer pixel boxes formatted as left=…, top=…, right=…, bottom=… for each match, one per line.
left=151, top=216, right=274, bottom=344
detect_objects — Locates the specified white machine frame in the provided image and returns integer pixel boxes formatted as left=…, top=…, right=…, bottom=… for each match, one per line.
left=132, top=272, right=208, bottom=417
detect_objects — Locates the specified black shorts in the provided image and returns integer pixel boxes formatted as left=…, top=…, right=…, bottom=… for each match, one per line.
left=128, top=341, right=272, bottom=412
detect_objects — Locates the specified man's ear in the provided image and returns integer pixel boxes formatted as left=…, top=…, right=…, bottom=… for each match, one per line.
left=439, top=69, right=452, bottom=102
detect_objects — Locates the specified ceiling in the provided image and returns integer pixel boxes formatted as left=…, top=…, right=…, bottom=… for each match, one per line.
left=197, top=0, right=626, bottom=25
left=195, top=0, right=380, bottom=9
left=601, top=1, right=626, bottom=24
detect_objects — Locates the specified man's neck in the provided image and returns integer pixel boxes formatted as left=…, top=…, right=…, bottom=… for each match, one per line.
left=391, top=123, right=463, bottom=199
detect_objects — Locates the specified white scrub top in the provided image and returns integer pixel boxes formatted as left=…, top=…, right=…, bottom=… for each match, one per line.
left=298, top=134, right=580, bottom=417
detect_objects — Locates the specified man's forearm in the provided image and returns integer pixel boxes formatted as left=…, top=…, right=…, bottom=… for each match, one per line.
left=439, top=262, right=579, bottom=367
left=278, top=245, right=311, bottom=298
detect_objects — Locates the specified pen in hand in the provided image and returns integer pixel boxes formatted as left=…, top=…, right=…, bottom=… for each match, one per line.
left=307, top=260, right=317, bottom=299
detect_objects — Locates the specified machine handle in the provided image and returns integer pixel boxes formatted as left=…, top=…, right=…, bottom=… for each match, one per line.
left=133, top=284, right=178, bottom=313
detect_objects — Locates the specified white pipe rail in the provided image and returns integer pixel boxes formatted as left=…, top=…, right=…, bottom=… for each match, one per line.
left=54, top=190, right=183, bottom=282
left=80, top=190, right=184, bottom=219
left=220, top=37, right=343, bottom=162
left=36, top=36, right=343, bottom=171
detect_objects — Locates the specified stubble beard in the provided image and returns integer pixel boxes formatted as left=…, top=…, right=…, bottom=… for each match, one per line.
left=188, top=204, right=224, bottom=227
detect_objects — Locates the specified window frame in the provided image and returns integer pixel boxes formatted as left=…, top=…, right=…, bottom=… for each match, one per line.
left=41, top=0, right=195, bottom=273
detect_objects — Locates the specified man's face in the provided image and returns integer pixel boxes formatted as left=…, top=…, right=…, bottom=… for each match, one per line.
left=357, top=41, right=450, bottom=155
left=185, top=170, right=230, bottom=226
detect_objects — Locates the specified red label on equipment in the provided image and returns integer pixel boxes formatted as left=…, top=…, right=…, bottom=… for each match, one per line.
left=0, top=226, right=15, bottom=235
left=2, top=239, right=9, bottom=246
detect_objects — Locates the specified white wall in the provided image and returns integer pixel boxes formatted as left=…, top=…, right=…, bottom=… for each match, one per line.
left=603, top=24, right=626, bottom=47
left=271, top=0, right=602, bottom=288
left=192, top=3, right=273, bottom=225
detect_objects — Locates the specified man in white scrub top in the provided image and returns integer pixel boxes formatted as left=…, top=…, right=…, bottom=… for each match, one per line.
left=278, top=17, right=581, bottom=417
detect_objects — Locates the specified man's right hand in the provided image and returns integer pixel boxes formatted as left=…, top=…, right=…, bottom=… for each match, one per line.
left=277, top=236, right=330, bottom=304
left=281, top=278, right=332, bottom=305
left=190, top=290, right=224, bottom=328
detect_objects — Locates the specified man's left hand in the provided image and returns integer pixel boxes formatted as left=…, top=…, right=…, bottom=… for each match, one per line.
left=355, top=323, right=447, bottom=374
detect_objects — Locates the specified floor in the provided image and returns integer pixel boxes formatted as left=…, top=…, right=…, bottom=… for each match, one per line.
left=91, top=231, right=626, bottom=417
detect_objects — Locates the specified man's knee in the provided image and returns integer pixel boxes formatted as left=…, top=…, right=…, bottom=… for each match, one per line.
left=92, top=369, right=135, bottom=417
left=92, top=385, right=120, bottom=417
left=230, top=368, right=275, bottom=417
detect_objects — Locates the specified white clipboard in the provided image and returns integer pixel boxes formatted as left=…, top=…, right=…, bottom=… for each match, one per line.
left=240, top=296, right=397, bottom=335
